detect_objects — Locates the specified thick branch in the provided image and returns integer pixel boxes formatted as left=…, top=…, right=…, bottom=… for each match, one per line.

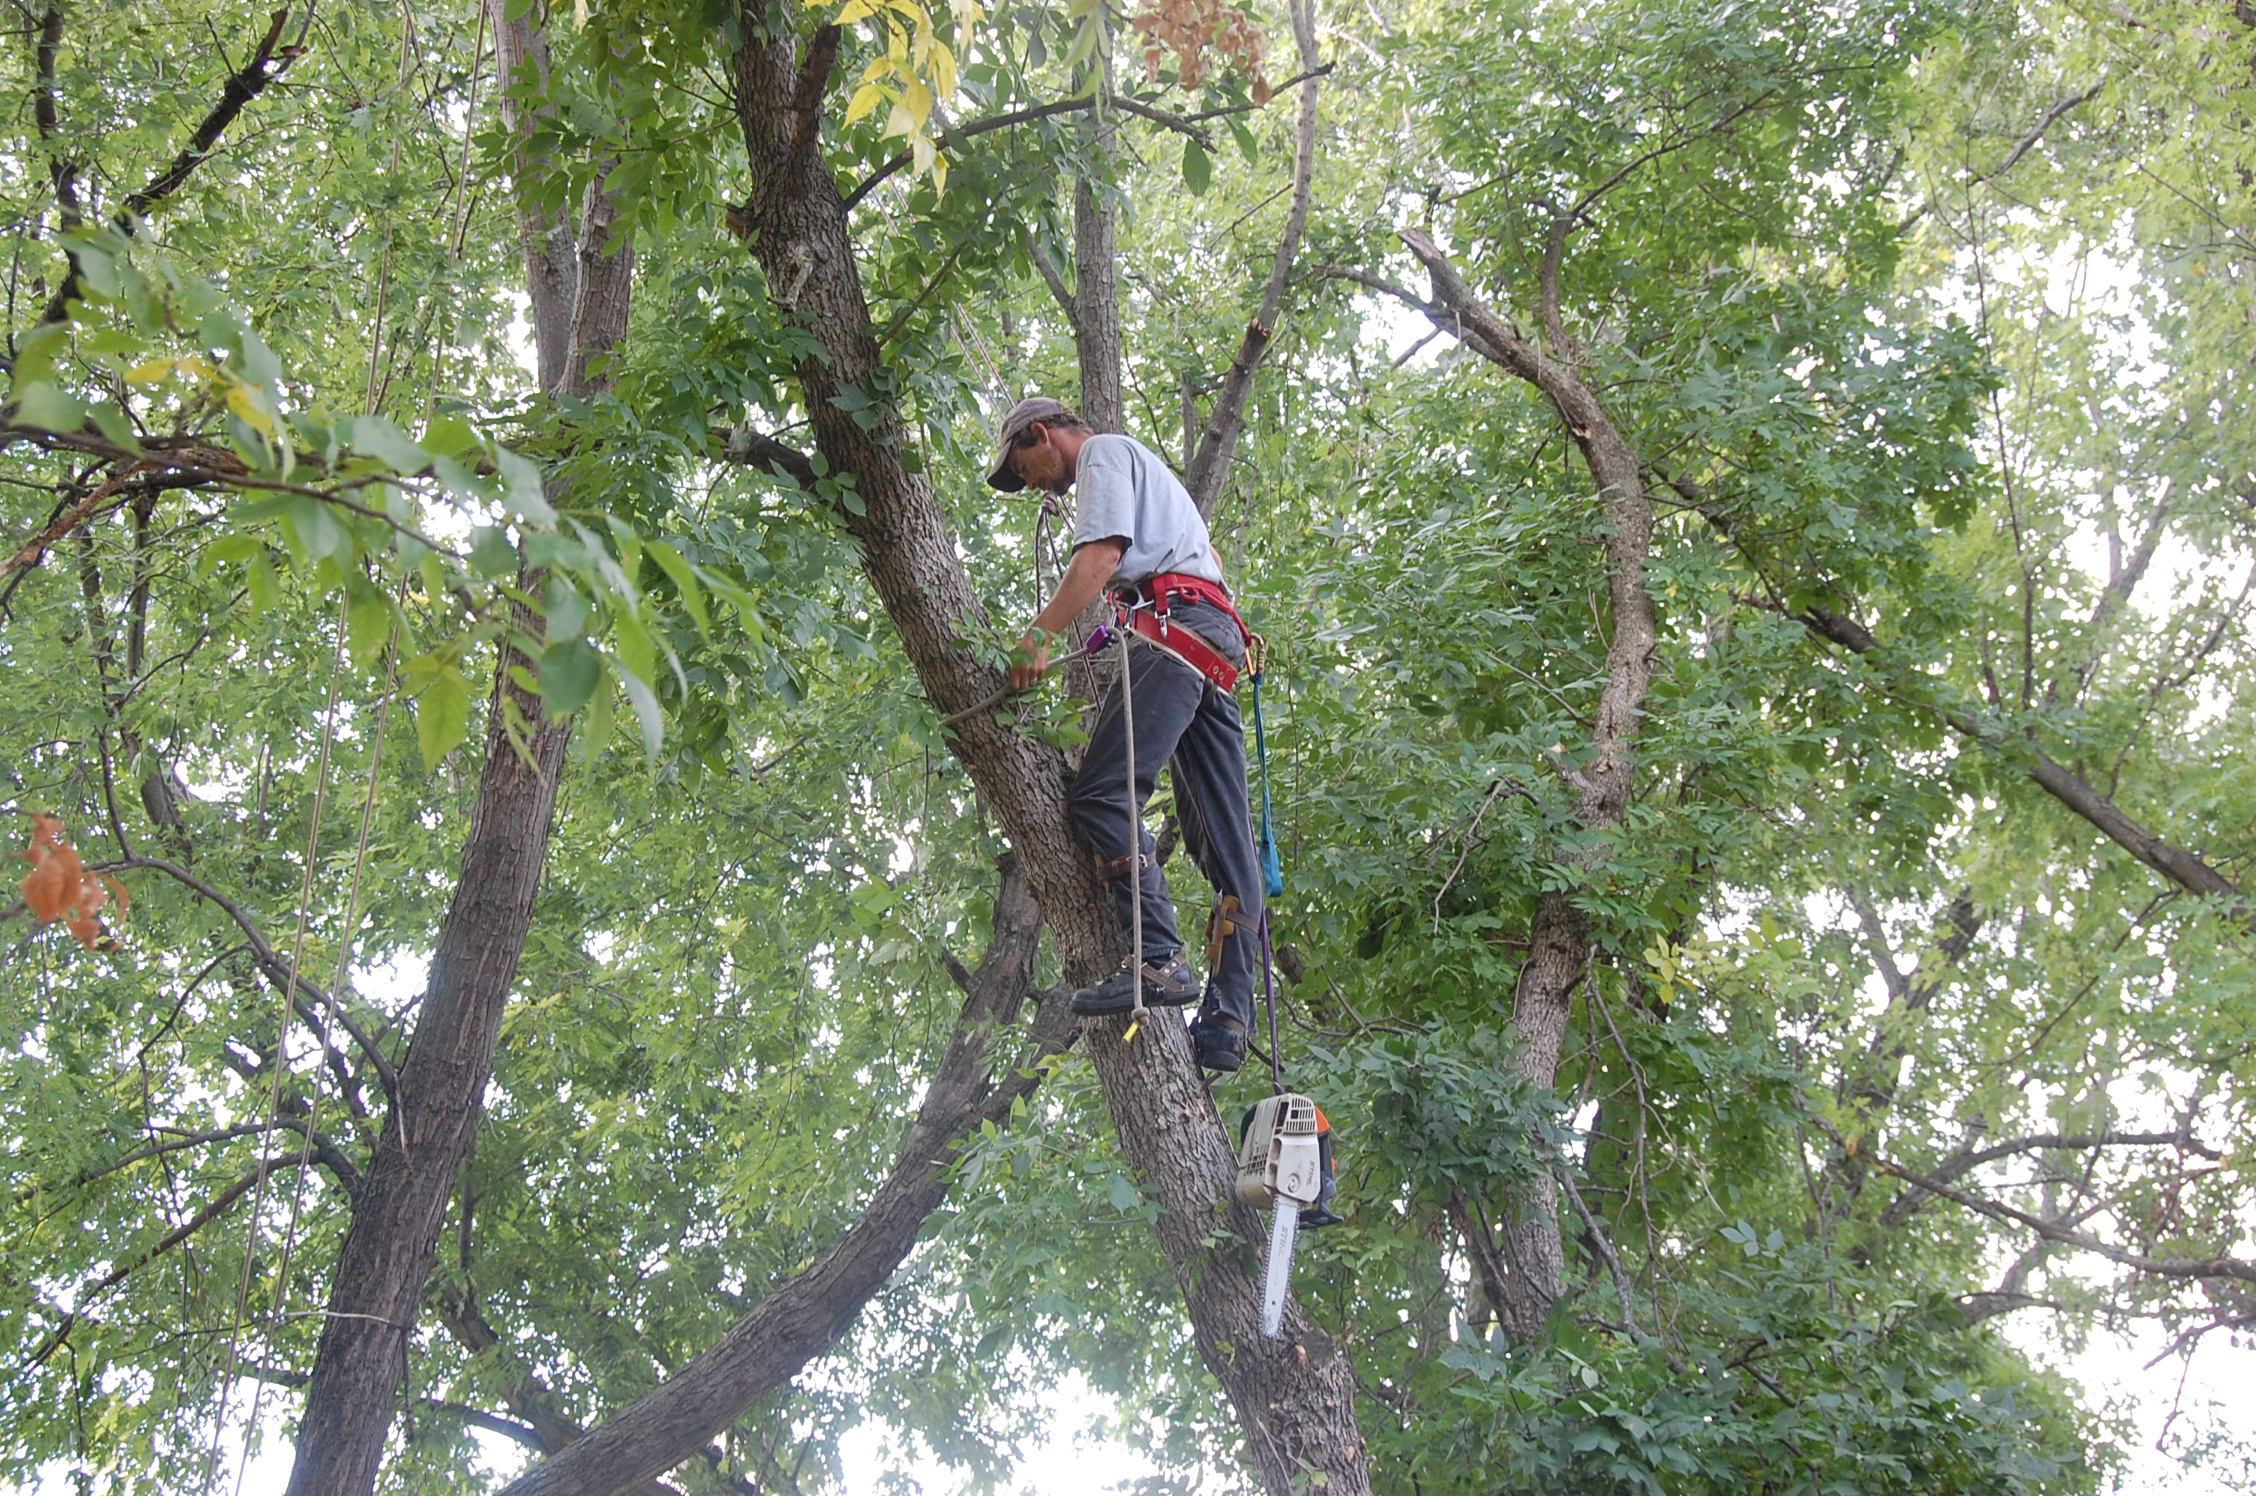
left=495, top=858, right=1067, bottom=1496
left=715, top=20, right=1372, bottom=1486
left=1399, top=223, right=1661, bottom=1331
left=33, top=7, right=81, bottom=231
left=718, top=425, right=820, bottom=489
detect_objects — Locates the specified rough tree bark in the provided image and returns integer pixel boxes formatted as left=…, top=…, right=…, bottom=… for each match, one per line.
left=280, top=6, right=634, bottom=1492
left=1071, top=40, right=1124, bottom=434
left=1398, top=226, right=1662, bottom=1336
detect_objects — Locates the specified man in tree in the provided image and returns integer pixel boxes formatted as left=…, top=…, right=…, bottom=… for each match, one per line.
left=989, top=396, right=1264, bottom=1072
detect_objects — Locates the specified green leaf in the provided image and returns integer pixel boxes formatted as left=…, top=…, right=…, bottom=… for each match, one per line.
left=87, top=402, right=142, bottom=454
left=645, top=540, right=709, bottom=633
left=12, top=382, right=86, bottom=433
left=203, top=535, right=265, bottom=569
left=10, top=321, right=67, bottom=385
left=348, top=414, right=430, bottom=475
left=618, top=667, right=663, bottom=761
left=345, top=587, right=394, bottom=667
left=540, top=639, right=601, bottom=716
left=421, top=415, right=480, bottom=459
left=1228, top=117, right=1259, bottom=164
left=1182, top=139, right=1212, bottom=196
left=66, top=235, right=119, bottom=298
left=415, top=669, right=472, bottom=769
left=469, top=525, right=518, bottom=579
left=543, top=577, right=590, bottom=643
left=611, top=608, right=656, bottom=686
left=493, top=445, right=554, bottom=525
left=286, top=498, right=351, bottom=564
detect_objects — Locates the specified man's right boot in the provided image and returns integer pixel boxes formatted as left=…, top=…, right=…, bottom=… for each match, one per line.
left=1069, top=954, right=1200, bottom=1016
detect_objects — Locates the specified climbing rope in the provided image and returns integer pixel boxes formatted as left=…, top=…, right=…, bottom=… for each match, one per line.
left=1248, top=633, right=1284, bottom=901
left=231, top=613, right=400, bottom=1495
left=1119, top=608, right=1146, bottom=1043
left=1247, top=632, right=1286, bottom=1093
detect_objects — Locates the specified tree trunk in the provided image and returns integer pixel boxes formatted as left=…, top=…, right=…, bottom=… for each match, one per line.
left=1071, top=49, right=1123, bottom=434
left=726, top=14, right=1372, bottom=1492
left=281, top=6, right=635, bottom=1490
left=1400, top=227, right=1661, bottom=1336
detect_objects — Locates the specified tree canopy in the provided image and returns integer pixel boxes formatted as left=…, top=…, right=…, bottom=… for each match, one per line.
left=3, top=0, right=2252, bottom=1492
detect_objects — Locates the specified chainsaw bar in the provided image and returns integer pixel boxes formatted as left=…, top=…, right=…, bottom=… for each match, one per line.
left=1261, top=1198, right=1299, bottom=1338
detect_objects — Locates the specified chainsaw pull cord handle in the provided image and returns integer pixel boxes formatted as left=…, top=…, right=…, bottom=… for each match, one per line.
left=1247, top=632, right=1285, bottom=1094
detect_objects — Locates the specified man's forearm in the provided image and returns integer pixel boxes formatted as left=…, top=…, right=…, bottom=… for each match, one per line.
left=1029, top=541, right=1124, bottom=636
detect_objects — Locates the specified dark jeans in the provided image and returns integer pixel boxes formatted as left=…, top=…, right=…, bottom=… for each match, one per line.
left=1067, top=598, right=1262, bottom=1030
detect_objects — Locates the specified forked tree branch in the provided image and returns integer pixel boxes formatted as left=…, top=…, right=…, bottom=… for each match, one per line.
left=1865, top=1145, right=2256, bottom=1289
left=38, top=8, right=306, bottom=324
left=97, top=854, right=401, bottom=1105
left=1787, top=605, right=2254, bottom=927
left=24, top=1156, right=307, bottom=1370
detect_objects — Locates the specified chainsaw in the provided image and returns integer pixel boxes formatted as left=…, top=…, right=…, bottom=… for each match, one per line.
left=1235, top=1094, right=1343, bottom=1338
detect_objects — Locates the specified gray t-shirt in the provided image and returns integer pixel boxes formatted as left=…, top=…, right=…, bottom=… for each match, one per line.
left=1070, top=433, right=1227, bottom=591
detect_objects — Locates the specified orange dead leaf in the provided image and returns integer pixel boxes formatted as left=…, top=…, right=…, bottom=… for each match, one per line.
left=20, top=814, right=82, bottom=922
left=16, top=815, right=122, bottom=951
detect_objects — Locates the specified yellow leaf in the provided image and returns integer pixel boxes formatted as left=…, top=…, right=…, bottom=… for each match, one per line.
left=224, top=382, right=278, bottom=438
left=123, top=357, right=176, bottom=386
left=904, top=78, right=934, bottom=126
left=860, top=55, right=891, bottom=83
left=834, top=0, right=878, bottom=23
left=931, top=152, right=949, bottom=196
left=884, top=97, right=917, bottom=138
left=931, top=39, right=958, bottom=96
left=912, top=134, right=936, bottom=175
left=846, top=81, right=888, bottom=123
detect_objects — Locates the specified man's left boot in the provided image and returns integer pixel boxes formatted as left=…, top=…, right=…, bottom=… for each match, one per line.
left=1189, top=1011, right=1247, bottom=1072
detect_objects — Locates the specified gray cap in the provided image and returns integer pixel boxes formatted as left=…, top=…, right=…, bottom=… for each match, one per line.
left=986, top=395, right=1070, bottom=492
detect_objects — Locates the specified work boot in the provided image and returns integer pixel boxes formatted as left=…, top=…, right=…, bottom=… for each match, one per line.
left=1070, top=954, right=1200, bottom=1016
left=1189, top=1012, right=1247, bottom=1072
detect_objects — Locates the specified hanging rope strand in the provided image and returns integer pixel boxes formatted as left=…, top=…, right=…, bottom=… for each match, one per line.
left=232, top=618, right=400, bottom=1494
left=202, top=594, right=350, bottom=1496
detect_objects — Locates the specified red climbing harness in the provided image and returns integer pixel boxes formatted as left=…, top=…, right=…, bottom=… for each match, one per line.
left=1111, top=572, right=1248, bottom=693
